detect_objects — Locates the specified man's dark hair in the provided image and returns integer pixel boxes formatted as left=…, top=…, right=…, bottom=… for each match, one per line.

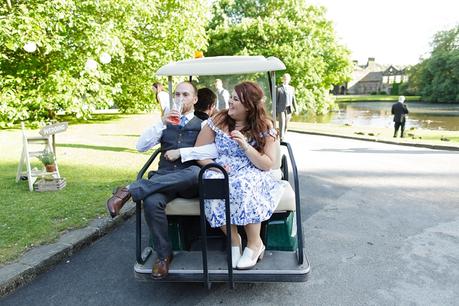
left=196, top=88, right=216, bottom=112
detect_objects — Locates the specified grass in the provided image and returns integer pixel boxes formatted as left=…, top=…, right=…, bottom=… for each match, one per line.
left=289, top=121, right=459, bottom=146
left=0, top=113, right=159, bottom=265
left=335, top=95, right=421, bottom=102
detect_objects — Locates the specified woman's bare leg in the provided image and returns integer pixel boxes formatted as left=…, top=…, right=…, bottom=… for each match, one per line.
left=220, top=224, right=240, bottom=246
left=244, top=223, right=263, bottom=250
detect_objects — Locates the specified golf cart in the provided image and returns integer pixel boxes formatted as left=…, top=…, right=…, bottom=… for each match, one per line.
left=134, top=56, right=310, bottom=288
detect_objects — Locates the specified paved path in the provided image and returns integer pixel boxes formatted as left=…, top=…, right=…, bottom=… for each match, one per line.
left=2, top=133, right=459, bottom=305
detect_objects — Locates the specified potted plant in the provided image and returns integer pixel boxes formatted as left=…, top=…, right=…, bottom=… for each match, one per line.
left=37, top=151, right=56, bottom=172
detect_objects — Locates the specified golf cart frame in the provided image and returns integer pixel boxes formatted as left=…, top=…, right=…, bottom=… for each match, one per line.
left=133, top=56, right=310, bottom=288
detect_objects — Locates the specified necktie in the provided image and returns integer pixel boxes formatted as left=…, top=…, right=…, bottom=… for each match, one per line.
left=180, top=116, right=188, bottom=127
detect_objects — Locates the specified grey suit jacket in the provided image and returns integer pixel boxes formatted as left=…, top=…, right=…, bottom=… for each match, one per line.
left=276, top=85, right=296, bottom=114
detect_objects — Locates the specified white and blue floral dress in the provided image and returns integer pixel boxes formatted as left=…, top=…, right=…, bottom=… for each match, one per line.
left=204, top=118, right=285, bottom=228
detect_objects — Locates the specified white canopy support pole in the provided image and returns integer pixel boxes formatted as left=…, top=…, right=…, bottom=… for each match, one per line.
left=270, top=71, right=277, bottom=129
left=168, top=76, right=173, bottom=111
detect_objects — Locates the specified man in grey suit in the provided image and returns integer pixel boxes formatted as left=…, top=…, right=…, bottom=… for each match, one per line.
left=276, top=73, right=297, bottom=140
left=215, top=78, right=229, bottom=111
left=391, top=95, right=409, bottom=138
left=106, top=81, right=203, bottom=279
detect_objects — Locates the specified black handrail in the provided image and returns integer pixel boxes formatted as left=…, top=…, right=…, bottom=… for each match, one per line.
left=280, top=141, right=304, bottom=265
left=137, top=148, right=161, bottom=180
left=198, top=163, right=233, bottom=289
left=136, top=148, right=161, bottom=264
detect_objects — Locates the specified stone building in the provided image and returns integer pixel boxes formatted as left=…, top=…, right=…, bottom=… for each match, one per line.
left=333, top=58, right=407, bottom=95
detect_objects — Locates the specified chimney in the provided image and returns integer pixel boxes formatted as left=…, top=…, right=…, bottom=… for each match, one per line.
left=367, top=57, right=375, bottom=67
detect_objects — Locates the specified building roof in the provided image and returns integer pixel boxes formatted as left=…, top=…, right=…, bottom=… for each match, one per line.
left=359, top=71, right=383, bottom=82
left=383, top=65, right=407, bottom=75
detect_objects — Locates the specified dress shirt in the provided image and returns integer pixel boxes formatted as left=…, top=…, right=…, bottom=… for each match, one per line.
left=283, top=84, right=292, bottom=107
left=136, top=112, right=196, bottom=152
left=179, top=143, right=218, bottom=162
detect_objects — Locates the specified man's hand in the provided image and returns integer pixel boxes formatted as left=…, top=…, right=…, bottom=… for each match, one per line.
left=164, top=149, right=180, bottom=161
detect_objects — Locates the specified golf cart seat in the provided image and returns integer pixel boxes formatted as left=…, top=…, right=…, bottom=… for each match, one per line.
left=163, top=139, right=295, bottom=216
left=164, top=183, right=294, bottom=215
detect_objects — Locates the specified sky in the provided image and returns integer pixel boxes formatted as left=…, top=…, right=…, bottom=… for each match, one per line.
left=308, top=0, right=459, bottom=66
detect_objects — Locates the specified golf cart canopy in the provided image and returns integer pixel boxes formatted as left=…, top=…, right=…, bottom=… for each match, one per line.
left=156, top=56, right=286, bottom=76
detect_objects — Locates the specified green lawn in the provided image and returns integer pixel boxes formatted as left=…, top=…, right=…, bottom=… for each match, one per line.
left=335, top=95, right=421, bottom=102
left=0, top=113, right=158, bottom=265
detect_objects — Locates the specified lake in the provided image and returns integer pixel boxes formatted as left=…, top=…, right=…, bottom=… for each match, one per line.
left=295, top=102, right=459, bottom=131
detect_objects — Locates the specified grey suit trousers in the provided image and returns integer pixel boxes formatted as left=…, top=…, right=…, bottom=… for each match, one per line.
left=129, top=165, right=200, bottom=259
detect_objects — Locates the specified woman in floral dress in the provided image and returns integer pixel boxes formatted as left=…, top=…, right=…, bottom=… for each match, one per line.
left=194, top=81, right=285, bottom=270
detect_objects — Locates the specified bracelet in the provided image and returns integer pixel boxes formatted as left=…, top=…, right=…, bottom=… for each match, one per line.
left=242, top=143, right=250, bottom=152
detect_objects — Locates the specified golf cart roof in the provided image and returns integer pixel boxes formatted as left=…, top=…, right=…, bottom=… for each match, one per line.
left=156, top=56, right=286, bottom=76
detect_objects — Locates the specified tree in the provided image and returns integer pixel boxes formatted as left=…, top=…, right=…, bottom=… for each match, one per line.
left=207, top=0, right=352, bottom=114
left=403, top=25, right=459, bottom=102
left=0, top=0, right=210, bottom=127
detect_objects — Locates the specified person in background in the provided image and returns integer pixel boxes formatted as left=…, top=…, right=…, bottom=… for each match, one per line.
left=215, top=79, right=230, bottom=111
left=194, top=88, right=217, bottom=121
left=276, top=73, right=297, bottom=140
left=153, top=82, right=170, bottom=115
left=107, top=81, right=203, bottom=279
left=391, top=95, right=409, bottom=138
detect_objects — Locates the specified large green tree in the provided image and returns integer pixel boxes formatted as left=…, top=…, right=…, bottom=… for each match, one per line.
left=0, top=0, right=209, bottom=127
left=402, top=25, right=459, bottom=102
left=207, top=0, right=352, bottom=114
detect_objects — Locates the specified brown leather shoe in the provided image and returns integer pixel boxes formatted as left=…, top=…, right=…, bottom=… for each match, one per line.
left=106, top=186, right=131, bottom=218
left=151, top=254, right=173, bottom=279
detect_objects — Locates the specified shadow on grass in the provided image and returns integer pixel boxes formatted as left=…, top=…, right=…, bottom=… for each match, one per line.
left=57, top=114, right=127, bottom=125
left=99, top=134, right=140, bottom=138
left=57, top=143, right=150, bottom=154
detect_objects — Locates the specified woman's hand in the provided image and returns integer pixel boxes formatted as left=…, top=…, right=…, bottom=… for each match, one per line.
left=164, top=149, right=180, bottom=161
left=230, top=130, right=250, bottom=151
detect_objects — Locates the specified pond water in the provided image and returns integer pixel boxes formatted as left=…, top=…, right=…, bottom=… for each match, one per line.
left=294, top=102, right=459, bottom=131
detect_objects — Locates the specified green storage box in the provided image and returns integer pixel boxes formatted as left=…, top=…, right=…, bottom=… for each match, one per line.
left=265, top=212, right=297, bottom=251
left=149, top=220, right=185, bottom=251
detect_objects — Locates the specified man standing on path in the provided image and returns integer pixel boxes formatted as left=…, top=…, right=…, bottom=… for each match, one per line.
left=215, top=78, right=229, bottom=111
left=391, top=95, right=409, bottom=138
left=106, top=81, right=203, bottom=279
left=276, top=73, right=297, bottom=140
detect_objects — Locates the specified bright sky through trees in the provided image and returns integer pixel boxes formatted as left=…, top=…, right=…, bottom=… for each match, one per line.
left=308, top=0, right=459, bottom=65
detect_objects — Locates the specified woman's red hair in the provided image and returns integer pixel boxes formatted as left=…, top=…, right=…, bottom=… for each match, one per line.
left=213, top=81, right=276, bottom=153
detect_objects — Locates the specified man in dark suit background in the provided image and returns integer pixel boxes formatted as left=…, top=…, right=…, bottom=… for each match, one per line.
left=106, top=81, right=203, bottom=279
left=276, top=73, right=297, bottom=140
left=391, top=95, right=409, bottom=138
